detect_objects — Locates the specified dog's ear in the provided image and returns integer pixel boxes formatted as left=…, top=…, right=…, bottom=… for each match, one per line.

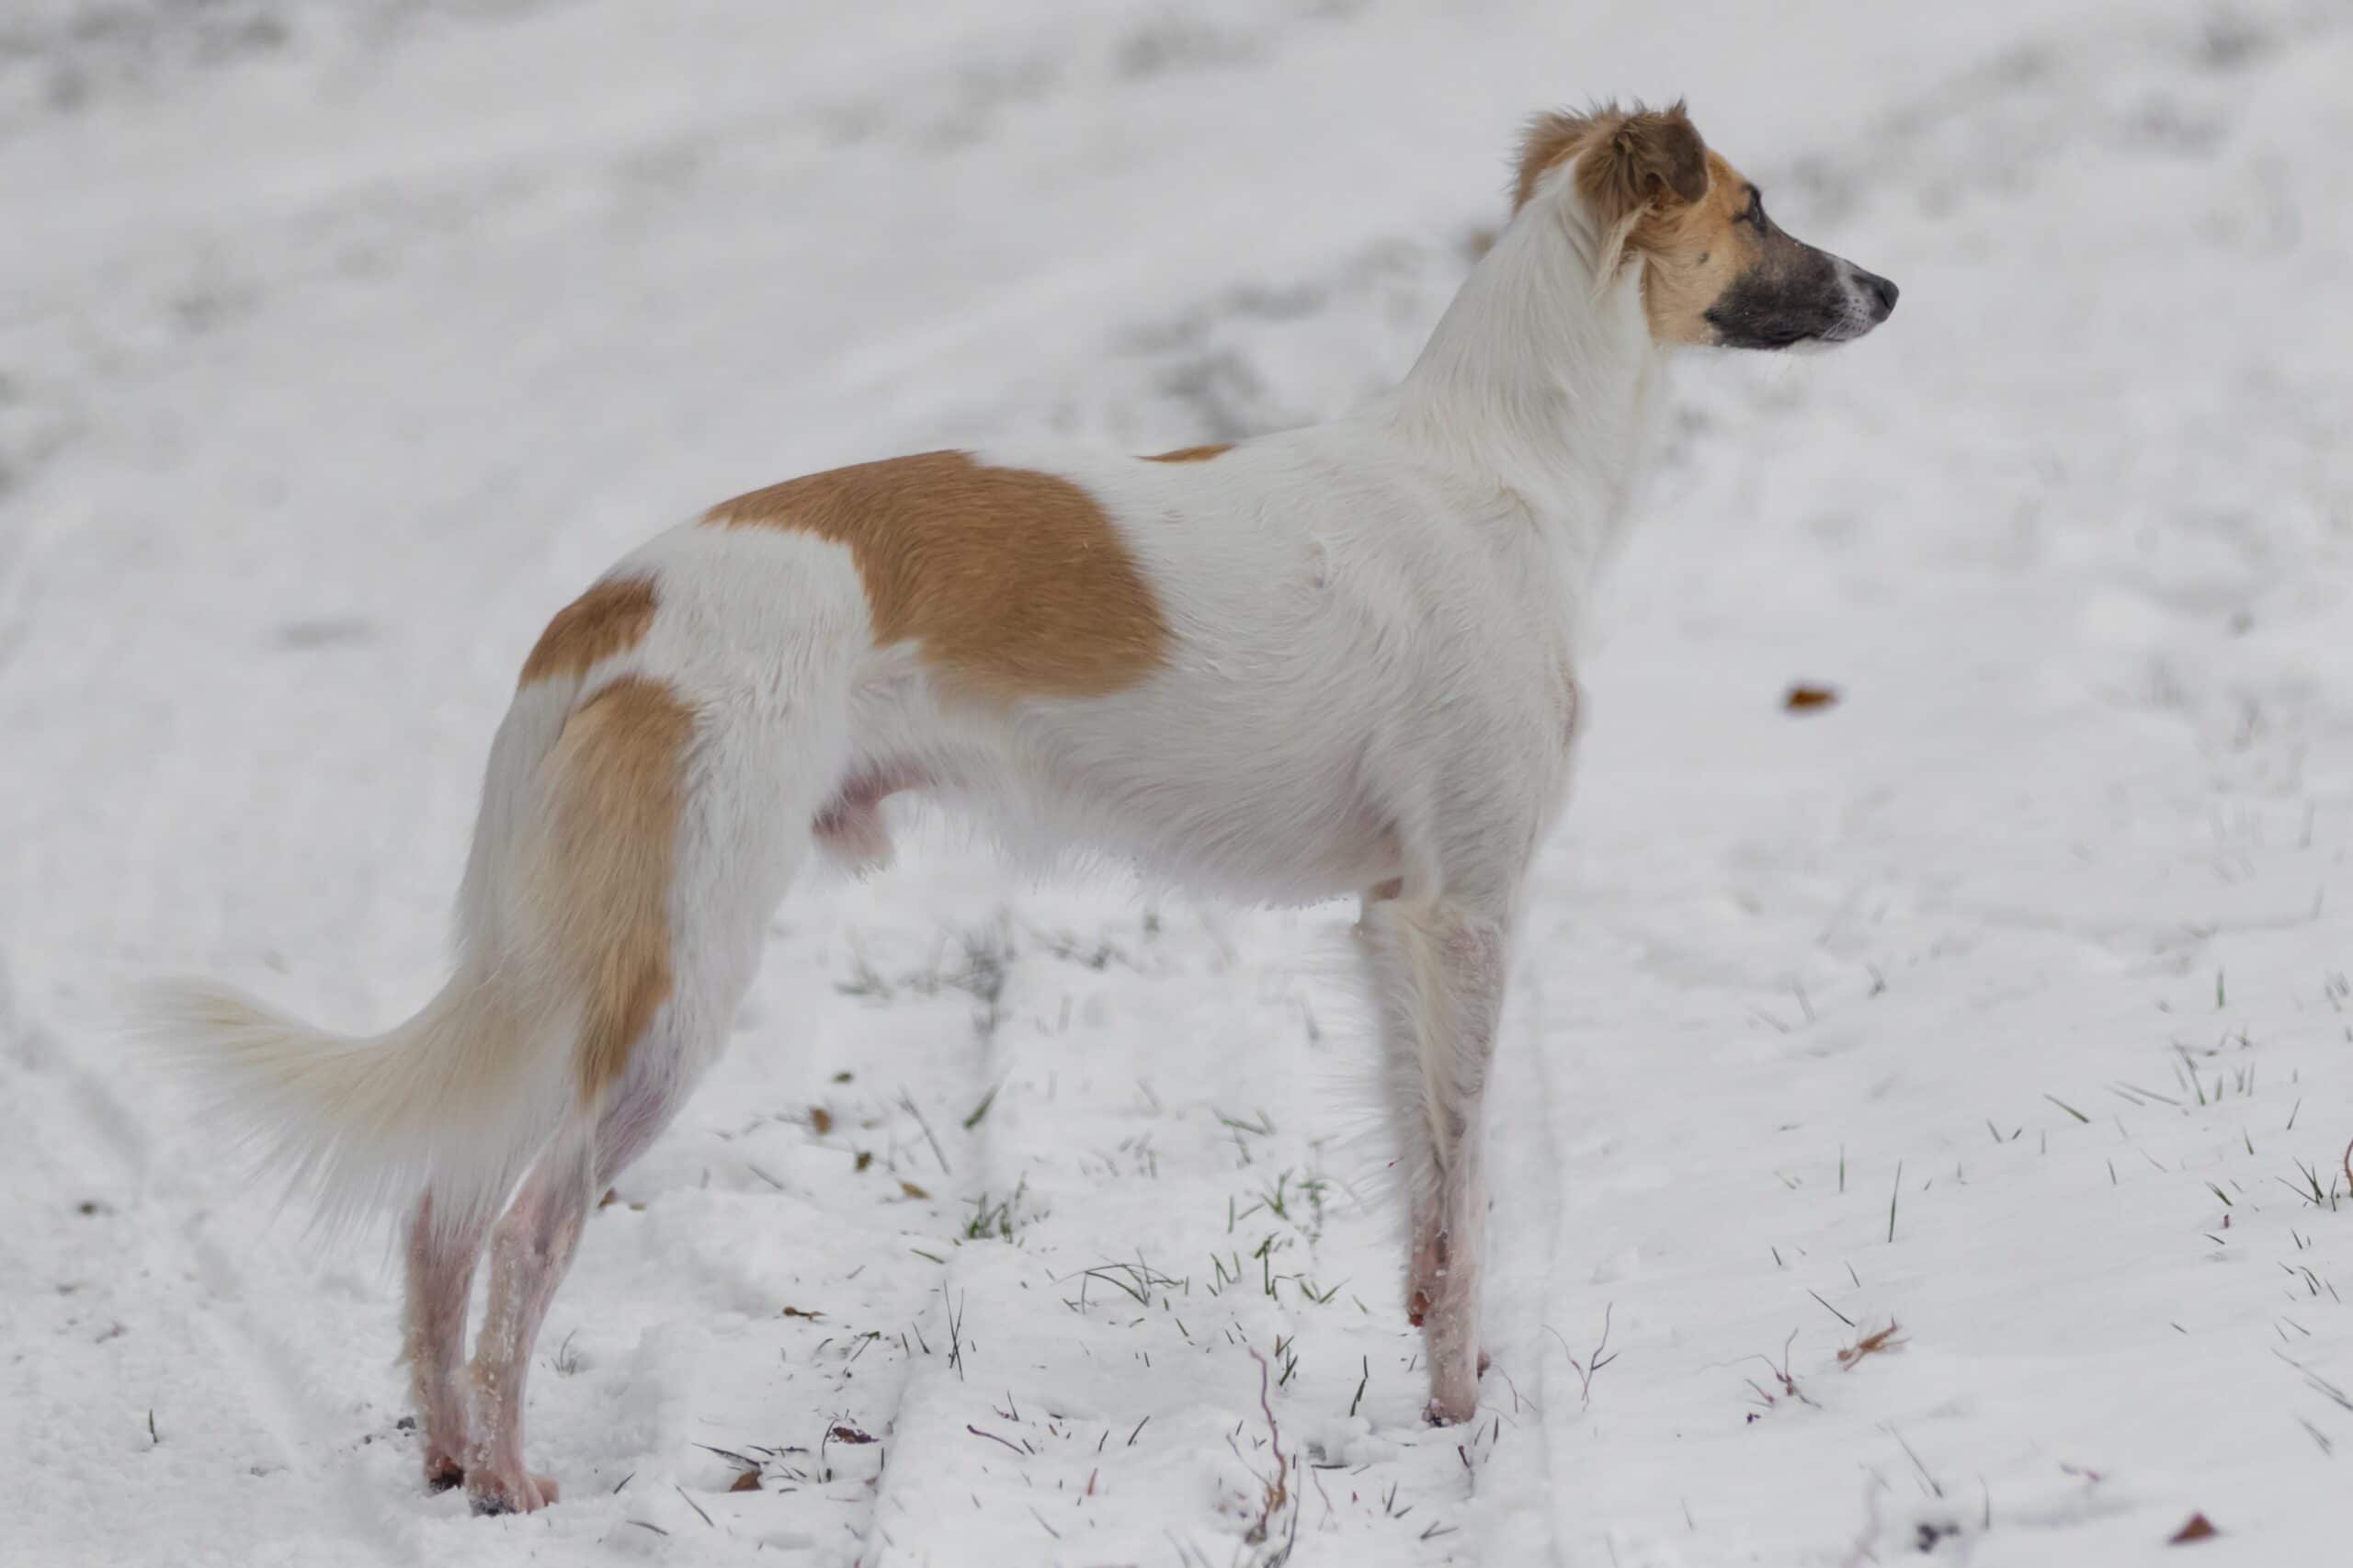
left=1577, top=103, right=1709, bottom=223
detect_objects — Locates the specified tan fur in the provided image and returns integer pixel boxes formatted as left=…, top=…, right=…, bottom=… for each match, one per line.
left=1511, top=103, right=1767, bottom=347
left=1624, top=149, right=1761, bottom=344
left=1514, top=102, right=1703, bottom=218
left=534, top=675, right=694, bottom=1103
left=703, top=450, right=1169, bottom=701
left=1142, top=444, right=1232, bottom=463
left=517, top=576, right=659, bottom=687
left=1576, top=107, right=1708, bottom=216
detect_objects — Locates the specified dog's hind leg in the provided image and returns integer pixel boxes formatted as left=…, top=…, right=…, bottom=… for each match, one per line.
left=460, top=981, right=792, bottom=1512
left=460, top=1118, right=592, bottom=1515
left=462, top=692, right=833, bottom=1514
left=404, top=1191, right=492, bottom=1492
left=460, top=1051, right=704, bottom=1514
left=1358, top=892, right=1509, bottom=1426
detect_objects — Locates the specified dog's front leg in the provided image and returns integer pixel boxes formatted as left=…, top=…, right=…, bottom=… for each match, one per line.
left=1359, top=893, right=1508, bottom=1425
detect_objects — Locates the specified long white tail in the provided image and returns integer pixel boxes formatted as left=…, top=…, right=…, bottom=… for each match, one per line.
left=143, top=964, right=577, bottom=1241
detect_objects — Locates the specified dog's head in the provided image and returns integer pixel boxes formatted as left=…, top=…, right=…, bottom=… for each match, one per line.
left=1515, top=102, right=1897, bottom=350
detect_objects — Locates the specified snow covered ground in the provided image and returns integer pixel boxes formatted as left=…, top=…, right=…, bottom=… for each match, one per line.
left=6, top=1, right=2352, bottom=1562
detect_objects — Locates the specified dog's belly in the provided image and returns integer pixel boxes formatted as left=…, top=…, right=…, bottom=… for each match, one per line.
left=821, top=687, right=1409, bottom=903
left=1095, top=770, right=1405, bottom=903
left=951, top=733, right=1408, bottom=904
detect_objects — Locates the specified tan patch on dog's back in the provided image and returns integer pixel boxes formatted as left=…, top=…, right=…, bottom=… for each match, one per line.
left=518, top=576, right=659, bottom=687
left=535, top=675, right=693, bottom=1104
left=704, top=450, right=1168, bottom=701
left=1142, top=444, right=1231, bottom=463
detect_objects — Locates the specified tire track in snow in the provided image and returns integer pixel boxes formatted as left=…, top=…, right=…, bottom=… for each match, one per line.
left=0, top=960, right=404, bottom=1562
left=855, top=909, right=1013, bottom=1565
left=842, top=887, right=1488, bottom=1565
left=176, top=1220, right=409, bottom=1561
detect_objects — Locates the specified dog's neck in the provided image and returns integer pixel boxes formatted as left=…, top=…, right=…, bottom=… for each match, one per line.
left=1383, top=185, right=1670, bottom=614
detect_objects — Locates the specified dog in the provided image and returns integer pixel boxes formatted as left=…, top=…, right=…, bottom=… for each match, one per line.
left=149, top=100, right=1895, bottom=1514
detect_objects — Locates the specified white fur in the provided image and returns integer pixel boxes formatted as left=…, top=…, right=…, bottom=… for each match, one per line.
left=153, top=140, right=1736, bottom=1495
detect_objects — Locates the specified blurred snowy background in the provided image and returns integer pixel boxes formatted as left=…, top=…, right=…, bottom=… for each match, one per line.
left=4, top=2, right=2351, bottom=1563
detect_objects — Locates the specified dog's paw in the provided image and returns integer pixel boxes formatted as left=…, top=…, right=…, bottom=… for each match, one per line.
left=467, top=1469, right=560, bottom=1516
left=1422, top=1392, right=1478, bottom=1426
left=1423, top=1346, right=1484, bottom=1426
left=423, top=1457, right=465, bottom=1494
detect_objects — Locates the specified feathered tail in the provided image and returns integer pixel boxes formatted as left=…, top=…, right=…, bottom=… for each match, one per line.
left=141, top=679, right=643, bottom=1242
left=142, top=964, right=576, bottom=1241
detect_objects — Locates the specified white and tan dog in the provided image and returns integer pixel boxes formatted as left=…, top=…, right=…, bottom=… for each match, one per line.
left=152, top=102, right=1895, bottom=1513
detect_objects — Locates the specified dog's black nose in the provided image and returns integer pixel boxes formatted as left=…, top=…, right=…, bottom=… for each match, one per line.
left=1861, top=270, right=1899, bottom=316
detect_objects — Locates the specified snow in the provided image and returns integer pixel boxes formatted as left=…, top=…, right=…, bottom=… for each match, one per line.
left=5, top=1, right=2351, bottom=1562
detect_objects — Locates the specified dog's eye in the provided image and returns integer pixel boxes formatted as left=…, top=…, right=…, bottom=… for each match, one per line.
left=1744, top=189, right=1768, bottom=232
